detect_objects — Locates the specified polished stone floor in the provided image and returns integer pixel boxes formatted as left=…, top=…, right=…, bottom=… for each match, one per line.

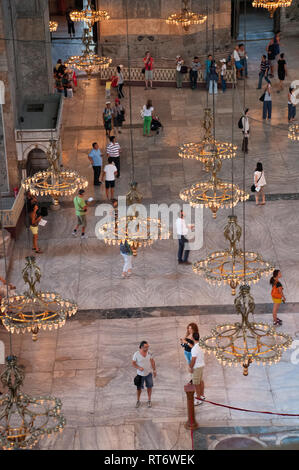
left=1, top=32, right=299, bottom=450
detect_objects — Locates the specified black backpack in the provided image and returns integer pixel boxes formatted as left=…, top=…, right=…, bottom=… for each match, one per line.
left=238, top=116, right=243, bottom=129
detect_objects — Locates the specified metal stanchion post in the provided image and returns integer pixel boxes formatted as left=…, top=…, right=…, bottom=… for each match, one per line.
left=184, top=383, right=199, bottom=430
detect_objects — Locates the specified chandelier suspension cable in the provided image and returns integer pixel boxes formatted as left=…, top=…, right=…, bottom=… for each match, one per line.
left=205, top=0, right=209, bottom=108
left=242, top=0, right=247, bottom=284
left=231, top=62, right=236, bottom=215
left=212, top=0, right=216, bottom=176
left=125, top=0, right=135, bottom=183
left=0, top=197, right=13, bottom=357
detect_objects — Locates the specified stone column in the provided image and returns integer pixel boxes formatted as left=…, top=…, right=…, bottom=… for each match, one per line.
left=1, top=0, right=53, bottom=102
left=0, top=0, right=53, bottom=191
left=184, top=383, right=199, bottom=431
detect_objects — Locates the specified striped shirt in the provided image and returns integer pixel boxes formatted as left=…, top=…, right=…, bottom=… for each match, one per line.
left=106, top=142, right=120, bottom=158
left=260, top=60, right=269, bottom=74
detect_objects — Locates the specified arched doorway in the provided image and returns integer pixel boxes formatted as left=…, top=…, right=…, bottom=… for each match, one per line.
left=26, top=148, right=49, bottom=177
left=232, top=0, right=279, bottom=40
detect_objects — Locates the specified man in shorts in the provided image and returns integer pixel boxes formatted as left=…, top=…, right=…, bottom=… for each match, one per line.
left=72, top=189, right=88, bottom=239
left=102, top=157, right=117, bottom=200
left=132, top=341, right=157, bottom=408
left=189, top=332, right=205, bottom=406
left=143, top=51, right=154, bottom=90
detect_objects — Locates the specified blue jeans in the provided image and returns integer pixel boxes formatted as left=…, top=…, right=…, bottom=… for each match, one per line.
left=209, top=80, right=218, bottom=94
left=257, top=71, right=271, bottom=89
left=240, top=58, right=248, bottom=76
left=221, top=76, right=226, bottom=92
left=288, top=103, right=296, bottom=121
left=178, top=236, right=189, bottom=262
left=263, top=100, right=272, bottom=119
left=190, top=70, right=198, bottom=89
left=184, top=350, right=192, bottom=364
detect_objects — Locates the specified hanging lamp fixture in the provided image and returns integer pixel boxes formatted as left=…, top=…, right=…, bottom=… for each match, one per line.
left=21, top=140, right=88, bottom=209
left=192, top=215, right=274, bottom=295
left=0, top=355, right=65, bottom=450
left=0, top=256, right=77, bottom=341
left=70, top=0, right=110, bottom=32
left=49, top=21, right=58, bottom=32
left=65, top=30, right=112, bottom=79
left=252, top=0, right=292, bottom=18
left=179, top=108, right=237, bottom=168
left=288, top=123, right=299, bottom=141
left=166, top=0, right=207, bottom=31
left=199, top=284, right=292, bottom=375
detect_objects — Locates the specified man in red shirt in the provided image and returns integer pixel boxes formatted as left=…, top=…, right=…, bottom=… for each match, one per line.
left=143, top=51, right=154, bottom=90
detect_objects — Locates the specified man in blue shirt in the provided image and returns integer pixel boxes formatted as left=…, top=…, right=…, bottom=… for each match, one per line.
left=88, top=142, right=102, bottom=186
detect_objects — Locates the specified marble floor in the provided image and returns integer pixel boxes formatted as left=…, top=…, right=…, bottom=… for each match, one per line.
left=1, top=33, right=299, bottom=450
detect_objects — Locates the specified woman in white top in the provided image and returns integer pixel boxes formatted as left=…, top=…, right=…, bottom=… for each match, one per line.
left=142, top=99, right=154, bottom=136
left=288, top=87, right=296, bottom=122
left=254, top=162, right=266, bottom=205
left=176, top=55, right=184, bottom=89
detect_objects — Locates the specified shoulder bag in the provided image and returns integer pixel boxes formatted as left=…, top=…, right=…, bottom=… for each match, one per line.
left=259, top=92, right=265, bottom=102
left=251, top=172, right=263, bottom=193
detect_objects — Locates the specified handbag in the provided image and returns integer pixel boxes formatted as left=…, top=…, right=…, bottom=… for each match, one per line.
left=134, top=375, right=142, bottom=387
left=251, top=172, right=263, bottom=192
left=180, top=65, right=188, bottom=74
left=259, top=92, right=265, bottom=102
left=141, top=67, right=145, bottom=74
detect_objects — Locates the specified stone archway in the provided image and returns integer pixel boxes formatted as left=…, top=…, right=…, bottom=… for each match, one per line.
left=26, top=148, right=49, bottom=177
left=231, top=0, right=278, bottom=40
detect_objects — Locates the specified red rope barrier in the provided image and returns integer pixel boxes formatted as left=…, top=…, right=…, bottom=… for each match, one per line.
left=195, top=397, right=299, bottom=417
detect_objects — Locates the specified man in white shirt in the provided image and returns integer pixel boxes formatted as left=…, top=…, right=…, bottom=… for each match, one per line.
left=241, top=108, right=250, bottom=154
left=189, top=332, right=205, bottom=406
left=176, top=210, right=193, bottom=265
left=132, top=341, right=157, bottom=408
left=106, top=135, right=121, bottom=178
left=233, top=45, right=243, bottom=79
left=102, top=157, right=117, bottom=200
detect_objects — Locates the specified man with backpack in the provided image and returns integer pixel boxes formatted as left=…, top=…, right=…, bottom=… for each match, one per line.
left=238, top=108, right=250, bottom=154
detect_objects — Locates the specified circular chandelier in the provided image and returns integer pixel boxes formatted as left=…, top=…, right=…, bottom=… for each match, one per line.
left=252, top=0, right=292, bottom=17
left=199, top=284, right=293, bottom=376
left=70, top=0, right=110, bottom=31
left=0, top=256, right=77, bottom=341
left=178, top=108, right=237, bottom=168
left=65, top=32, right=112, bottom=79
left=98, top=214, right=169, bottom=256
left=49, top=21, right=58, bottom=32
left=180, top=176, right=249, bottom=219
left=98, top=183, right=169, bottom=256
left=21, top=140, right=88, bottom=209
left=192, top=215, right=274, bottom=295
left=0, top=355, right=65, bottom=450
left=166, top=0, right=207, bottom=30
left=288, top=123, right=299, bottom=141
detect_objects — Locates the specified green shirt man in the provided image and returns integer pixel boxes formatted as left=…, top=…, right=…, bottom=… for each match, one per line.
left=72, top=189, right=88, bottom=238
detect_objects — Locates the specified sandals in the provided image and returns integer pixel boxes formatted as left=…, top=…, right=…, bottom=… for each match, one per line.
left=273, top=318, right=283, bottom=326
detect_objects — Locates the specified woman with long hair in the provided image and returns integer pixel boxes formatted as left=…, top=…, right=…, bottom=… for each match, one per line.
left=270, top=269, right=285, bottom=326
left=180, top=322, right=199, bottom=365
left=254, top=162, right=266, bottom=205
left=142, top=99, right=154, bottom=137
left=116, top=65, right=124, bottom=99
